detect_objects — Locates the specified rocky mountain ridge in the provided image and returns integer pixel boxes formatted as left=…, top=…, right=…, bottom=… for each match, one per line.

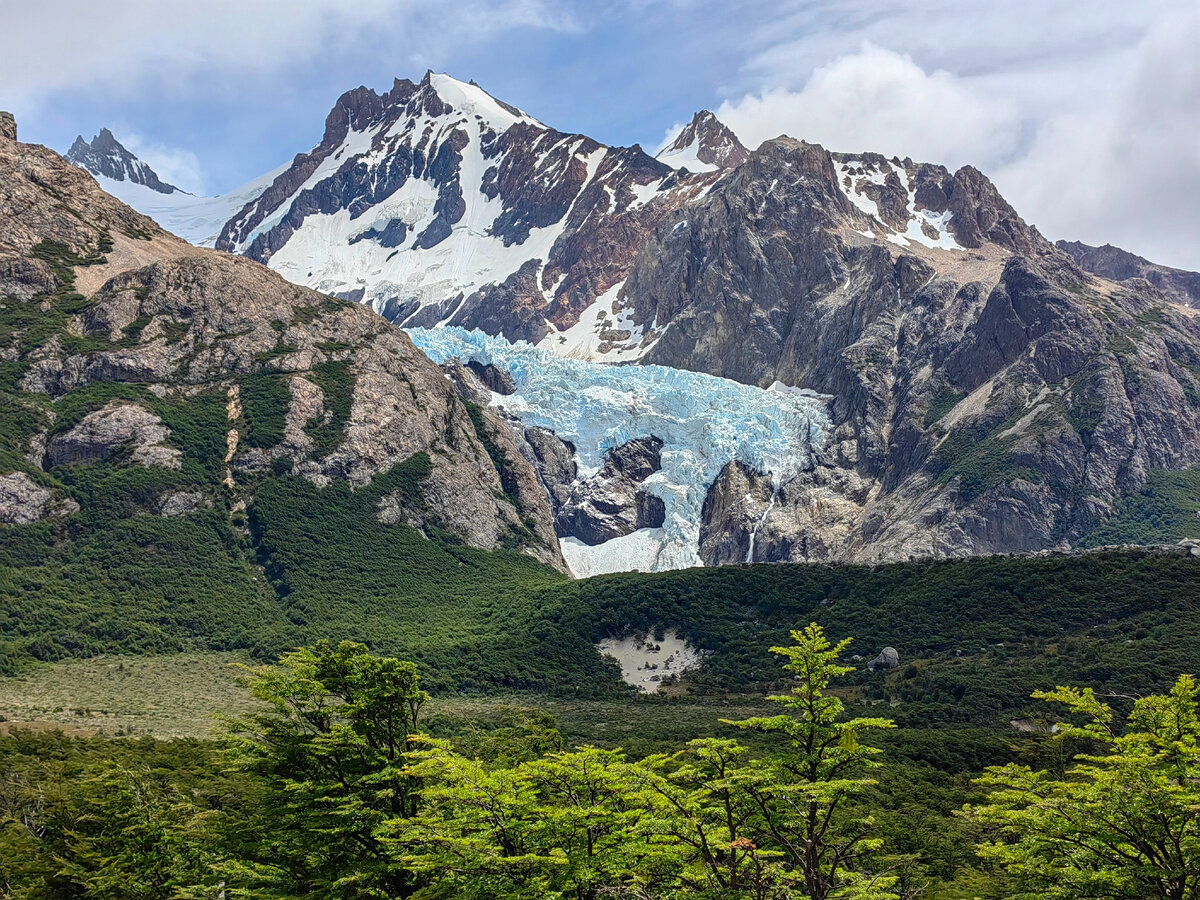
left=0, top=116, right=563, bottom=569
left=1058, top=240, right=1200, bottom=309
left=68, top=128, right=183, bottom=195
left=55, top=79, right=1200, bottom=568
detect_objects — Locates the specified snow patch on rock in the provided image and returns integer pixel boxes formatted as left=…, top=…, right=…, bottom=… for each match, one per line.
left=562, top=528, right=666, bottom=577
left=596, top=629, right=706, bottom=692
left=537, top=280, right=654, bottom=362
left=837, top=158, right=964, bottom=252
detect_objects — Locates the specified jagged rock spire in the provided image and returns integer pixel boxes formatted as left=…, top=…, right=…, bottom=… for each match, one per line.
left=66, top=128, right=181, bottom=195
left=657, top=110, right=749, bottom=171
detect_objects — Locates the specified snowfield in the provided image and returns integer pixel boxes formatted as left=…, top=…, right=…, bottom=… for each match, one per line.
left=90, top=167, right=286, bottom=248
left=408, top=327, right=832, bottom=574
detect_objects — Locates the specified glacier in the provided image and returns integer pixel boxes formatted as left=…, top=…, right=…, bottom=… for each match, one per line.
left=88, top=166, right=286, bottom=248
left=408, top=327, right=832, bottom=574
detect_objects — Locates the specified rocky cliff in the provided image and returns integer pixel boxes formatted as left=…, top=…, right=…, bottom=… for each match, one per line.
left=618, top=138, right=1200, bottom=562
left=67, top=128, right=183, bottom=195
left=0, top=118, right=563, bottom=569
left=1058, top=240, right=1200, bottom=309
left=74, top=80, right=1200, bottom=568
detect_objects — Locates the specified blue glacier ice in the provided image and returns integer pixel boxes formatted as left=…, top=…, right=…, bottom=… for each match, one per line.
left=407, top=327, right=832, bottom=573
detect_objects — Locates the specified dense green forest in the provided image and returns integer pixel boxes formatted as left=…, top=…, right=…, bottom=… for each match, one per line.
left=6, top=461, right=1200, bottom=717
left=6, top=239, right=1200, bottom=897
left=4, top=638, right=1198, bottom=899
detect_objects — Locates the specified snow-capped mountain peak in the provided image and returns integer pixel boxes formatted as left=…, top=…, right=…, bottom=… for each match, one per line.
left=209, top=72, right=719, bottom=350
left=424, top=72, right=543, bottom=132
left=66, top=126, right=284, bottom=248
left=656, top=110, right=749, bottom=173
left=67, top=128, right=184, bottom=195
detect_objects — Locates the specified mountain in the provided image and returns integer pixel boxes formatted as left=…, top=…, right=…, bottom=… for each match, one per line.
left=211, top=72, right=724, bottom=352
left=67, top=128, right=281, bottom=248
left=0, top=113, right=578, bottom=670
left=1057, top=240, right=1200, bottom=309
left=68, top=128, right=183, bottom=195
left=656, top=109, right=749, bottom=172
left=72, top=78, right=1200, bottom=570
left=619, top=143, right=1200, bottom=561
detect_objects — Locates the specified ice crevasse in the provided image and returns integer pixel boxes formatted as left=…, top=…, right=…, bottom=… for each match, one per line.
left=408, top=327, right=833, bottom=574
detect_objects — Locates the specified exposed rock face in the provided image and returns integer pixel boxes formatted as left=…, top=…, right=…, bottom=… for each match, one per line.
left=466, top=360, right=516, bottom=395
left=0, top=471, right=78, bottom=524
left=627, top=138, right=1048, bottom=388
left=46, top=402, right=182, bottom=469
left=630, top=135, right=1200, bottom=564
left=439, top=361, right=493, bottom=406
left=0, top=113, right=15, bottom=142
left=522, top=426, right=577, bottom=514
left=656, top=110, right=749, bottom=171
left=1058, top=240, right=1200, bottom=309
left=556, top=436, right=665, bottom=545
left=0, top=131, right=564, bottom=569
left=606, top=436, right=663, bottom=481
left=869, top=647, right=900, bottom=670
left=67, top=128, right=182, bottom=195
left=699, top=461, right=775, bottom=565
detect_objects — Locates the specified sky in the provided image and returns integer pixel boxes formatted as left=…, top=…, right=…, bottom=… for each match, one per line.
left=4, top=0, right=1198, bottom=269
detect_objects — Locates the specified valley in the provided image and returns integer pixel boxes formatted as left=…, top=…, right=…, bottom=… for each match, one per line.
left=60, top=73, right=1200, bottom=573
left=2, top=39, right=1200, bottom=897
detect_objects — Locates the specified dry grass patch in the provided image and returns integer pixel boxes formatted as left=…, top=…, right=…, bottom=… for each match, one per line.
left=0, top=651, right=263, bottom=738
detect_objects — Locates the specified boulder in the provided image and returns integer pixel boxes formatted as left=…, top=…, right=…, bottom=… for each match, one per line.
left=556, top=435, right=664, bottom=545
left=0, top=471, right=78, bottom=524
left=45, top=402, right=181, bottom=469
left=158, top=490, right=211, bottom=517
left=868, top=647, right=900, bottom=671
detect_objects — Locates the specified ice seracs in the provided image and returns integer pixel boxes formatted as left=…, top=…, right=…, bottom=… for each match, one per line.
left=408, top=326, right=830, bottom=575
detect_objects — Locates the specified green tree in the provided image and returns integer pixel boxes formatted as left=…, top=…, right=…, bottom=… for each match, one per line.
left=971, top=674, right=1200, bottom=899
left=636, top=737, right=795, bottom=899
left=225, top=640, right=429, bottom=899
left=399, top=624, right=899, bottom=900
left=724, top=624, right=897, bottom=900
left=397, top=744, right=671, bottom=900
left=56, top=765, right=218, bottom=899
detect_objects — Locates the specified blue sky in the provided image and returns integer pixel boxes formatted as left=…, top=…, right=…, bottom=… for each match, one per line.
left=5, top=0, right=1199, bottom=268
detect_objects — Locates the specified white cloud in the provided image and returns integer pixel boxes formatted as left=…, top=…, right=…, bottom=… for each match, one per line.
left=707, top=2, right=1200, bottom=270
left=0, top=0, right=577, bottom=108
left=715, top=43, right=1021, bottom=170
left=994, top=7, right=1200, bottom=269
